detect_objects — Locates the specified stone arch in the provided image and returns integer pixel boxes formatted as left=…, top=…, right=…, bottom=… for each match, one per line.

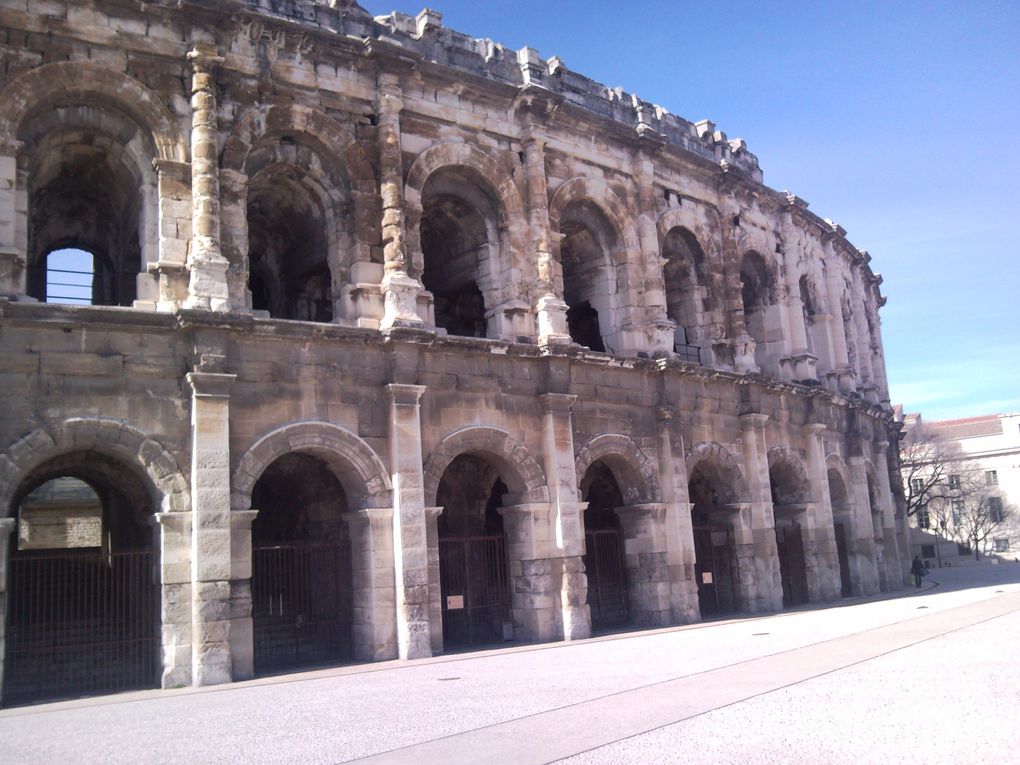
left=685, top=442, right=750, bottom=504
left=221, top=103, right=373, bottom=182
left=574, top=433, right=660, bottom=505
left=548, top=177, right=639, bottom=253
left=0, top=418, right=189, bottom=516
left=423, top=426, right=548, bottom=507
left=404, top=142, right=525, bottom=223
left=767, top=446, right=813, bottom=506
left=0, top=62, right=186, bottom=161
left=232, top=421, right=392, bottom=512
left=824, top=454, right=852, bottom=493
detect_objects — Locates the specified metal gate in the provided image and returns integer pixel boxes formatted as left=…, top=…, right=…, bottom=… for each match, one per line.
left=3, top=547, right=158, bottom=706
left=693, top=526, right=739, bottom=616
left=833, top=522, right=853, bottom=597
left=775, top=524, right=809, bottom=607
left=252, top=541, right=352, bottom=674
left=439, top=534, right=511, bottom=649
left=584, top=527, right=629, bottom=630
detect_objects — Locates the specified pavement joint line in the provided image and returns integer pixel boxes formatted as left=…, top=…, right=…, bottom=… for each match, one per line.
left=545, top=592, right=1020, bottom=765
left=343, top=590, right=1020, bottom=764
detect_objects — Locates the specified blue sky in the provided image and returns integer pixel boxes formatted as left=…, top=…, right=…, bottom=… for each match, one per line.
left=361, top=0, right=1020, bottom=421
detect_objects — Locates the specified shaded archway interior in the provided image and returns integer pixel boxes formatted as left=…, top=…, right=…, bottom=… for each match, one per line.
left=420, top=167, right=501, bottom=338
left=662, top=226, right=710, bottom=352
left=250, top=452, right=353, bottom=673
left=688, top=460, right=740, bottom=616
left=560, top=200, right=618, bottom=352
left=827, top=467, right=855, bottom=597
left=246, top=142, right=336, bottom=322
left=435, top=454, right=511, bottom=648
left=580, top=459, right=629, bottom=630
left=769, top=460, right=809, bottom=607
left=3, top=452, right=158, bottom=706
left=22, top=104, right=152, bottom=306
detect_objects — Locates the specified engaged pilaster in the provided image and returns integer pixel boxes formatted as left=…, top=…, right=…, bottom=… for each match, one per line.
left=0, top=138, right=24, bottom=297
left=802, top=423, right=843, bottom=601
left=386, top=383, right=433, bottom=659
left=184, top=43, right=230, bottom=312
left=187, top=370, right=236, bottom=685
left=738, top=413, right=782, bottom=612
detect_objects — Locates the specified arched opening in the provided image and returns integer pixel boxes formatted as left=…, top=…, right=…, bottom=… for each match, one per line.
left=769, top=460, right=810, bottom=607
left=740, top=251, right=776, bottom=371
left=247, top=161, right=334, bottom=322
left=24, top=114, right=151, bottom=306
left=579, top=460, right=630, bottom=631
left=420, top=168, right=502, bottom=338
left=688, top=461, right=741, bottom=616
left=560, top=200, right=618, bottom=352
left=827, top=467, right=854, bottom=597
left=4, top=454, right=159, bottom=706
left=435, top=454, right=512, bottom=649
left=250, top=453, right=353, bottom=674
left=662, top=226, right=708, bottom=362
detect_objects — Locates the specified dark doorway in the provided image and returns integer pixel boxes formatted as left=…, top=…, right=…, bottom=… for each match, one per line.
left=581, top=460, right=629, bottom=630
left=4, top=465, right=159, bottom=707
left=436, top=455, right=512, bottom=649
left=566, top=301, right=606, bottom=352
left=775, top=523, right=809, bottom=607
left=251, top=453, right=353, bottom=674
left=833, top=522, right=853, bottom=597
left=692, top=525, right=738, bottom=616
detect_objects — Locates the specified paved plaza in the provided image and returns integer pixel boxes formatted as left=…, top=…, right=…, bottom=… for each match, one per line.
left=2, top=564, right=1018, bottom=764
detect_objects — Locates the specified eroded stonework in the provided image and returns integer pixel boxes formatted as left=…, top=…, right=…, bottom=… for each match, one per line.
left=0, top=0, right=907, bottom=703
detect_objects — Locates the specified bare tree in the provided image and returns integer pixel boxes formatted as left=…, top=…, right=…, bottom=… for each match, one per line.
left=900, top=423, right=971, bottom=523
left=929, top=487, right=1013, bottom=560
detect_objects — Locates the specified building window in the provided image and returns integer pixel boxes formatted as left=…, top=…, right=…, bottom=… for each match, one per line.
left=986, top=470, right=998, bottom=486
left=920, top=544, right=936, bottom=558
left=948, top=474, right=960, bottom=490
left=993, top=538, right=1010, bottom=553
left=951, top=500, right=964, bottom=524
left=957, top=542, right=972, bottom=556
left=917, top=509, right=930, bottom=529
left=988, top=496, right=1004, bottom=523
left=909, top=478, right=923, bottom=494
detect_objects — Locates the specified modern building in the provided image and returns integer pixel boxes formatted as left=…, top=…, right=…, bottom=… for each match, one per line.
left=0, top=0, right=905, bottom=706
left=903, top=412, right=1020, bottom=566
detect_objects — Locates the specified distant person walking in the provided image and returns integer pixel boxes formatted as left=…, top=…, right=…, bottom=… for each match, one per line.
left=911, top=555, right=926, bottom=588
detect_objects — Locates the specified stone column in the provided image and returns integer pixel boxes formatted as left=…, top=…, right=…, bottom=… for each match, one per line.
left=386, top=383, right=433, bottom=659
left=183, top=43, right=230, bottom=312
left=155, top=511, right=193, bottom=688
left=822, top=252, right=855, bottom=393
left=186, top=370, right=236, bottom=685
left=499, top=502, right=558, bottom=642
left=654, top=405, right=699, bottom=623
left=738, top=413, right=783, bottom=612
left=802, top=423, right=843, bottom=602
left=0, top=517, right=16, bottom=701
left=521, top=135, right=570, bottom=346
left=615, top=503, right=671, bottom=626
left=779, top=212, right=817, bottom=382
left=848, top=455, right=881, bottom=595
left=873, top=440, right=906, bottom=589
left=343, top=508, right=398, bottom=662
left=0, top=138, right=24, bottom=297
left=719, top=198, right=756, bottom=373
left=634, top=154, right=674, bottom=356
left=377, top=73, right=422, bottom=329
left=540, top=392, right=590, bottom=640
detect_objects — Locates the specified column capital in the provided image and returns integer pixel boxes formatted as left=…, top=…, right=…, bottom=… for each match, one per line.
left=386, top=383, right=426, bottom=406
left=229, top=509, right=259, bottom=529
left=186, top=371, right=236, bottom=398
left=187, top=43, right=224, bottom=73
left=803, top=422, right=827, bottom=435
left=0, top=516, right=16, bottom=538
left=539, top=392, right=576, bottom=414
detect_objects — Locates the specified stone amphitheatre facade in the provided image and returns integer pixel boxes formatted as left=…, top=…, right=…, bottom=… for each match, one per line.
left=0, top=0, right=907, bottom=704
